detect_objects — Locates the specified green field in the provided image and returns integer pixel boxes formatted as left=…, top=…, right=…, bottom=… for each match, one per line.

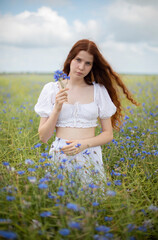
left=0, top=74, right=158, bottom=240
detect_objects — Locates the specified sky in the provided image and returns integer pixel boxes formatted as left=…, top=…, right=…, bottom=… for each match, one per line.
left=0, top=0, right=158, bottom=74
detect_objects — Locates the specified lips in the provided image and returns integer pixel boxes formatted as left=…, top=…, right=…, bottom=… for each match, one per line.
left=76, top=72, right=83, bottom=75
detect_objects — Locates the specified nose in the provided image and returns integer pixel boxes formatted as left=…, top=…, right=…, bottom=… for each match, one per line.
left=79, top=62, right=84, bottom=71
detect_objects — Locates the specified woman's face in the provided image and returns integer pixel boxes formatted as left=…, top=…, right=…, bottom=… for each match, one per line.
left=69, top=50, right=93, bottom=78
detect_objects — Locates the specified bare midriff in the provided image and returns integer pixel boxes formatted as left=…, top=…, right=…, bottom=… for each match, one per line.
left=56, top=127, right=95, bottom=140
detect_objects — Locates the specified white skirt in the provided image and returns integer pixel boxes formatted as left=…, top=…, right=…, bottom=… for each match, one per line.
left=49, top=137, right=106, bottom=185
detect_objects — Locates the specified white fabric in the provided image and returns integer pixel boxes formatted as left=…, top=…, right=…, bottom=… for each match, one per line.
left=49, top=137, right=106, bottom=184
left=34, top=81, right=116, bottom=128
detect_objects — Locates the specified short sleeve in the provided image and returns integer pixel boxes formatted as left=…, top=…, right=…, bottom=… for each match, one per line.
left=96, top=83, right=117, bottom=119
left=34, top=82, right=56, bottom=117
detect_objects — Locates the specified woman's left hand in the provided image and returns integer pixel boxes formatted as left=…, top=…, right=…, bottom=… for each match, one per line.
left=60, top=140, right=86, bottom=156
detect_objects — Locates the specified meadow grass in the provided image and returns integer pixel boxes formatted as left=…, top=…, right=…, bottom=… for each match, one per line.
left=0, top=74, right=158, bottom=240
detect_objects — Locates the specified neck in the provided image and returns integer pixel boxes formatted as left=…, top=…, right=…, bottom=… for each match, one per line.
left=68, top=74, right=86, bottom=87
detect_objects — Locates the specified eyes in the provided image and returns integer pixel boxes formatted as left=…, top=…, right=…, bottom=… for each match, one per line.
left=75, top=58, right=92, bottom=66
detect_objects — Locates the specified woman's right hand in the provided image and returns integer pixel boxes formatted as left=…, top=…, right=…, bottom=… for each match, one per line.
left=54, top=88, right=69, bottom=112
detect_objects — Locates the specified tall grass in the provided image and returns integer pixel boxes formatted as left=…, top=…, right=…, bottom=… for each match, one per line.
left=0, top=74, right=158, bottom=240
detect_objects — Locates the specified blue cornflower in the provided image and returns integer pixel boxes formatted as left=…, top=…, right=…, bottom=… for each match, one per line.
left=114, top=180, right=122, bottom=186
left=40, top=211, right=52, bottom=217
left=59, top=228, right=70, bottom=236
left=57, top=190, right=65, bottom=197
left=75, top=143, right=81, bottom=147
left=38, top=183, right=48, bottom=189
left=0, top=219, right=12, bottom=223
left=3, top=162, right=9, bottom=166
left=66, top=203, right=78, bottom=211
left=34, top=143, right=42, bottom=148
left=68, top=221, right=81, bottom=229
left=57, top=174, right=64, bottom=180
left=28, top=168, right=36, bottom=172
left=95, top=225, right=110, bottom=233
left=83, top=150, right=90, bottom=155
left=6, top=196, right=15, bottom=201
left=28, top=176, right=36, bottom=183
left=92, top=202, right=99, bottom=207
left=17, top=170, right=25, bottom=175
left=61, top=158, right=67, bottom=163
left=41, top=152, right=48, bottom=157
left=106, top=190, right=116, bottom=196
left=25, top=159, right=34, bottom=165
left=104, top=216, right=113, bottom=221
left=0, top=230, right=17, bottom=239
left=107, top=182, right=111, bottom=186
left=48, top=192, right=56, bottom=199
left=137, top=226, right=147, bottom=232
left=127, top=223, right=135, bottom=232
left=89, top=183, right=99, bottom=189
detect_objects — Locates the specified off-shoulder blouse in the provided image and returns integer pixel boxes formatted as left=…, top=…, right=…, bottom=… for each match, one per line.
left=34, top=81, right=116, bottom=128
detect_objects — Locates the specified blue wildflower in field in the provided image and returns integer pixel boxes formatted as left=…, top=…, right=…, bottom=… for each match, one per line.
left=89, top=183, right=99, bottom=189
left=61, top=158, right=67, bottom=163
left=95, top=225, right=110, bottom=233
left=3, top=162, right=9, bottom=166
left=6, top=196, right=15, bottom=201
left=57, top=174, right=65, bottom=180
left=28, top=168, right=36, bottom=172
left=114, top=180, right=122, bottom=186
left=28, top=176, right=36, bottom=183
left=40, top=211, right=52, bottom=217
left=104, top=216, right=113, bottom=221
left=68, top=221, right=81, bottom=229
left=59, top=228, right=70, bottom=236
left=38, top=183, right=48, bottom=189
left=148, top=204, right=158, bottom=211
left=34, top=143, right=42, bottom=148
left=106, top=182, right=111, bottom=186
left=0, top=230, right=17, bottom=239
left=137, top=225, right=147, bottom=232
left=17, top=170, right=25, bottom=175
left=41, top=152, right=48, bottom=157
left=106, top=190, right=116, bottom=196
left=48, top=192, right=56, bottom=199
left=25, top=159, right=34, bottom=165
left=66, top=203, right=78, bottom=211
left=57, top=190, right=65, bottom=197
left=0, top=219, right=12, bottom=223
left=127, top=223, right=135, bottom=232
left=92, top=202, right=99, bottom=207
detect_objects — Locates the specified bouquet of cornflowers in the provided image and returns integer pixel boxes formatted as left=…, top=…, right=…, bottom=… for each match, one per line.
left=54, top=70, right=70, bottom=89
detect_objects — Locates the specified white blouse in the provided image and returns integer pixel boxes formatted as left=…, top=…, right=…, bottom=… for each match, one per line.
left=34, top=81, right=116, bottom=128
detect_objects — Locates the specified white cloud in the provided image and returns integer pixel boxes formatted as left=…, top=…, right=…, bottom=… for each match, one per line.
left=0, top=6, right=100, bottom=48
left=0, top=7, right=72, bottom=47
left=104, top=0, right=158, bottom=45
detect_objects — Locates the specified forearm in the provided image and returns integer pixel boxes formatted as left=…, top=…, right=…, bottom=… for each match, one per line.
left=82, top=131, right=113, bottom=149
left=38, top=108, right=60, bottom=143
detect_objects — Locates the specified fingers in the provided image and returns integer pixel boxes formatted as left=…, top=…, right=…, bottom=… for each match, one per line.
left=56, top=89, right=69, bottom=105
left=61, top=142, right=81, bottom=155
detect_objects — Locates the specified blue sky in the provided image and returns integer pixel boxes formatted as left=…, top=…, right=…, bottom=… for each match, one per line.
left=0, top=0, right=158, bottom=74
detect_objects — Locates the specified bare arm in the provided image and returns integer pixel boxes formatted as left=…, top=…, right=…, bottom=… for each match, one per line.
left=62, top=118, right=113, bottom=155
left=38, top=88, right=69, bottom=143
left=81, top=118, right=113, bottom=148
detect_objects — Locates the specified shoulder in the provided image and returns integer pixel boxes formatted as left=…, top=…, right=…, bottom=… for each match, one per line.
left=93, top=82, right=109, bottom=95
left=41, top=81, right=58, bottom=94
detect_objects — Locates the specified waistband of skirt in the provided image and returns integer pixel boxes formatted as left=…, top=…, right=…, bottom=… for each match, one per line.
left=55, top=136, right=69, bottom=141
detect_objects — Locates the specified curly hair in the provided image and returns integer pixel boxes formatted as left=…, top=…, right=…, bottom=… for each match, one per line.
left=63, top=39, right=139, bottom=130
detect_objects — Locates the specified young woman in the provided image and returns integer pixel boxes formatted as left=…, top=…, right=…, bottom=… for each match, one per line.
left=34, top=39, right=138, bottom=186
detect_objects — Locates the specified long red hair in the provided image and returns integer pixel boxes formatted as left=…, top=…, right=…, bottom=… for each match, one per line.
left=63, top=39, right=139, bottom=130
